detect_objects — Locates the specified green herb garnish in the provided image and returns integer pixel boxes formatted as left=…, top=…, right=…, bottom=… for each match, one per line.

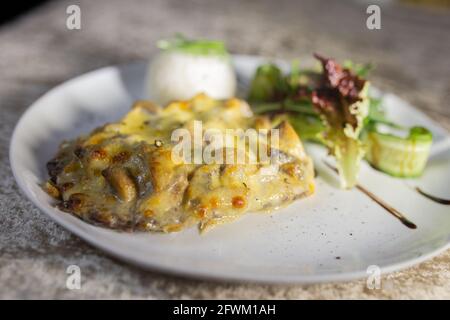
left=157, top=34, right=229, bottom=56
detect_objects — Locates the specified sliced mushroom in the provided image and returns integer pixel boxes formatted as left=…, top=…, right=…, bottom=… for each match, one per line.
left=102, top=167, right=137, bottom=202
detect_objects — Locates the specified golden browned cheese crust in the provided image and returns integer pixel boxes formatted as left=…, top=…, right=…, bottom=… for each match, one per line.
left=45, top=94, right=315, bottom=233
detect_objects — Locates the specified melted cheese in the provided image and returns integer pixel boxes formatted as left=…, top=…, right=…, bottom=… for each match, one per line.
left=45, top=94, right=315, bottom=233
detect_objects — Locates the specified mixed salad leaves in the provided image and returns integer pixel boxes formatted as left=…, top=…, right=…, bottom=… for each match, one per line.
left=248, top=54, right=432, bottom=189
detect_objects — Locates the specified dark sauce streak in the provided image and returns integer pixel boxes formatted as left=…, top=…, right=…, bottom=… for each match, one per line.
left=356, top=184, right=417, bottom=229
left=323, top=161, right=417, bottom=229
left=415, top=187, right=450, bottom=205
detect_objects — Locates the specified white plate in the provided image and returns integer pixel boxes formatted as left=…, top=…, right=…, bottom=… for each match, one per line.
left=10, top=55, right=450, bottom=284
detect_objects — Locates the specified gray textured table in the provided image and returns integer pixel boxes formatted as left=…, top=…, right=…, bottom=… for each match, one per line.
left=1, top=0, right=449, bottom=299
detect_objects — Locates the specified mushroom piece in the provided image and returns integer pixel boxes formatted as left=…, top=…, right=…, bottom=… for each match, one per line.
left=102, top=167, right=137, bottom=202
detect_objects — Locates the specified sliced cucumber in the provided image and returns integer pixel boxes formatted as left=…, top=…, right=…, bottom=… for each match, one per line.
left=363, top=126, right=432, bottom=177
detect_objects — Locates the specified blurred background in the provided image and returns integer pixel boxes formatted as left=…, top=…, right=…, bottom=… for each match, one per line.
left=1, top=0, right=449, bottom=129
left=1, top=0, right=449, bottom=299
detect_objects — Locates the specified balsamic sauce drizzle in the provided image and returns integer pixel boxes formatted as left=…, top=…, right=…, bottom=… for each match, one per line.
left=322, top=161, right=417, bottom=229
left=415, top=187, right=450, bottom=205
